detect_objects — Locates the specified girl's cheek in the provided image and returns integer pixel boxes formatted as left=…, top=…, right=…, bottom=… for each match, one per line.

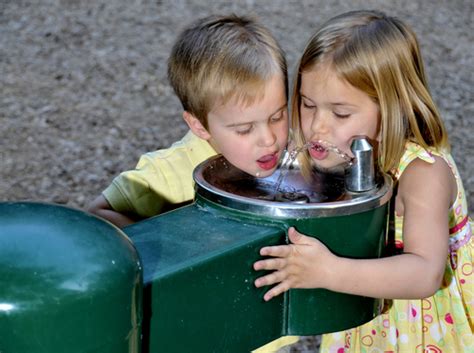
left=301, top=121, right=311, bottom=138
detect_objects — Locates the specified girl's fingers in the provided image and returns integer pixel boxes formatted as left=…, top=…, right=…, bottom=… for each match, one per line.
left=288, top=227, right=317, bottom=246
left=259, top=244, right=292, bottom=257
left=254, top=267, right=288, bottom=288
left=263, top=281, right=291, bottom=301
left=253, top=257, right=286, bottom=271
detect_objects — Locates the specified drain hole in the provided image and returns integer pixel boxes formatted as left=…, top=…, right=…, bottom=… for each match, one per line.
left=274, top=192, right=310, bottom=204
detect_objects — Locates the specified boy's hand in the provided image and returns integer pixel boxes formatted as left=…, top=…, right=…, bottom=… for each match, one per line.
left=87, top=195, right=136, bottom=228
left=253, top=227, right=334, bottom=301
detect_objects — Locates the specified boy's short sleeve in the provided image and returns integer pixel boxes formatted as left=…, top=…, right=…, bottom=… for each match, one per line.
left=103, top=154, right=170, bottom=218
left=102, top=131, right=216, bottom=218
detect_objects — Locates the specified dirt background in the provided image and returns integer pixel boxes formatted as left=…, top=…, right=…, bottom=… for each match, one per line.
left=1, top=1, right=472, bottom=351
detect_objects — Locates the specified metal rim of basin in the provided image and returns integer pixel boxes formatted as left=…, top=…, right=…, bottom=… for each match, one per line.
left=193, top=155, right=393, bottom=218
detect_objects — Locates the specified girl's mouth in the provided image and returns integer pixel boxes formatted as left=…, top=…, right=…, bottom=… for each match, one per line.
left=257, top=153, right=278, bottom=170
left=308, top=141, right=328, bottom=160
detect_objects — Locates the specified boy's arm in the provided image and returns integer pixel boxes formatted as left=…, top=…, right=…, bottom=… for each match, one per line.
left=87, top=195, right=137, bottom=228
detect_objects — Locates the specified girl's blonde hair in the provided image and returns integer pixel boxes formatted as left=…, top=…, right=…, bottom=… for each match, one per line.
left=292, top=10, right=449, bottom=174
left=168, top=14, right=288, bottom=129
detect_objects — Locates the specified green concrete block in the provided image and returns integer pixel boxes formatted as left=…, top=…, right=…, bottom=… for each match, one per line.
left=125, top=205, right=286, bottom=353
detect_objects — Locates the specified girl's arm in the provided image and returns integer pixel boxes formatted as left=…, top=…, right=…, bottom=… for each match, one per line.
left=254, top=156, right=454, bottom=301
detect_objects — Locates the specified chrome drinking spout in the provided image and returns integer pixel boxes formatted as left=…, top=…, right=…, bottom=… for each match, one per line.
left=345, top=137, right=375, bottom=192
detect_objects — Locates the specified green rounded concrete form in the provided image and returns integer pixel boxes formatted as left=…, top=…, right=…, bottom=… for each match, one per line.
left=0, top=202, right=143, bottom=353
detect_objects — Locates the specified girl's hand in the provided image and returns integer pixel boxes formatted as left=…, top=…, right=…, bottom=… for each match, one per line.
left=253, top=227, right=334, bottom=301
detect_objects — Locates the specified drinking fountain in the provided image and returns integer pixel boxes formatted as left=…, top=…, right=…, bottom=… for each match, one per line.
left=126, top=137, right=392, bottom=352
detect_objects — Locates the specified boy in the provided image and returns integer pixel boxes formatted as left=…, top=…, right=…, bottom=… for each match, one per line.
left=88, top=14, right=289, bottom=228
left=88, top=14, right=298, bottom=352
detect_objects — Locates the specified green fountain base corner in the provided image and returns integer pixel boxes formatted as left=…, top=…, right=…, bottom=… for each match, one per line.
left=125, top=204, right=287, bottom=353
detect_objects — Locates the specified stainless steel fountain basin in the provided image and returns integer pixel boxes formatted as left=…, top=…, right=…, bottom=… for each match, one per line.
left=194, top=155, right=392, bottom=219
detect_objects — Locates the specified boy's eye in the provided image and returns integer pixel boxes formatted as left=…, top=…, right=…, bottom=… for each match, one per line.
left=235, top=125, right=253, bottom=135
left=270, top=111, right=285, bottom=123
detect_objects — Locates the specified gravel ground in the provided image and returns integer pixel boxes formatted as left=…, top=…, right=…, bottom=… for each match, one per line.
left=1, top=1, right=472, bottom=352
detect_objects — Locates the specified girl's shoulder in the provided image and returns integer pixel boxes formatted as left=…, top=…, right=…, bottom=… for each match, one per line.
left=394, top=141, right=455, bottom=180
left=395, top=141, right=466, bottom=214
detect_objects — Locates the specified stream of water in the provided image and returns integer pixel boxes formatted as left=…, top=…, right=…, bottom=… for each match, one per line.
left=273, top=140, right=354, bottom=197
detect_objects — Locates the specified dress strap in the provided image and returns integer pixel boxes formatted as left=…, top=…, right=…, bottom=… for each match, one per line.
left=392, top=142, right=436, bottom=180
left=449, top=216, right=469, bottom=234
left=448, top=218, right=472, bottom=269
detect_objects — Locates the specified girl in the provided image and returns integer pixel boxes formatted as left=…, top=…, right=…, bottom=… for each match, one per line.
left=254, top=10, right=473, bottom=352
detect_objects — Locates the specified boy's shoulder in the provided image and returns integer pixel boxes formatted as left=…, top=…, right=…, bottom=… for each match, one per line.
left=139, top=130, right=216, bottom=167
left=103, top=131, right=217, bottom=217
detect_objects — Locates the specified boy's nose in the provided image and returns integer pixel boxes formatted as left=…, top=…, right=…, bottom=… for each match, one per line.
left=258, top=126, right=277, bottom=147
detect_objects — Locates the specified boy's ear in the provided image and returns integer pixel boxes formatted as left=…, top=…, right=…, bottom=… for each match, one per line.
left=183, top=111, right=211, bottom=140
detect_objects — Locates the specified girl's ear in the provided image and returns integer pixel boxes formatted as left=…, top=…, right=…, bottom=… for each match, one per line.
left=183, top=111, right=211, bottom=140
left=376, top=127, right=382, bottom=142
left=376, top=113, right=383, bottom=142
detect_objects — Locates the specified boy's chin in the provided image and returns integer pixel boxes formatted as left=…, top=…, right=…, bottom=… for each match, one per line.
left=251, top=169, right=275, bottom=178
left=228, top=163, right=275, bottom=179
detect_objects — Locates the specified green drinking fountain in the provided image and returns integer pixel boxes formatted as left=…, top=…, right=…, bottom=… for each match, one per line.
left=0, top=138, right=392, bottom=353
left=126, top=137, right=392, bottom=352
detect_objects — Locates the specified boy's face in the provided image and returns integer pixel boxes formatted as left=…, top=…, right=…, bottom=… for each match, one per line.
left=299, top=65, right=380, bottom=174
left=204, top=75, right=288, bottom=177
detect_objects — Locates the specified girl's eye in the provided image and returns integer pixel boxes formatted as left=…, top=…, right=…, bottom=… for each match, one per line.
left=334, top=112, right=350, bottom=118
left=301, top=100, right=316, bottom=109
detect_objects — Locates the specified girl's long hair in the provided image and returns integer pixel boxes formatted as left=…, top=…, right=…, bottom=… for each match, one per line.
left=292, top=10, right=449, bottom=175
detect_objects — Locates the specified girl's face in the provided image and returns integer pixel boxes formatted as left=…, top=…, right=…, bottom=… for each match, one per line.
left=206, top=74, right=289, bottom=177
left=299, top=65, right=380, bottom=173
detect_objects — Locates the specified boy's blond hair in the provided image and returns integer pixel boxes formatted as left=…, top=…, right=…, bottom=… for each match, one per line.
left=292, top=10, right=449, bottom=174
left=168, top=14, right=288, bottom=129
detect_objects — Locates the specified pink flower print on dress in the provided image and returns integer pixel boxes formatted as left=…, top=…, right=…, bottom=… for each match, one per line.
left=444, top=313, right=454, bottom=324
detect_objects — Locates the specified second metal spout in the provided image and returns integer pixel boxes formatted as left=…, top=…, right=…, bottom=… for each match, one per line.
left=345, top=137, right=375, bottom=192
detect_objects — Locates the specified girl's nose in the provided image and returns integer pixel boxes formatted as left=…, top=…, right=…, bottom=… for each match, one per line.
left=311, top=111, right=330, bottom=134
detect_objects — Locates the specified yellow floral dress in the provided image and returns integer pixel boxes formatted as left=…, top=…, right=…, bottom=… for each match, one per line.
left=320, top=142, right=473, bottom=352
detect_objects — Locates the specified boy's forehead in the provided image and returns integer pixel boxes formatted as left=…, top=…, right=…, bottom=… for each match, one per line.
left=208, top=98, right=287, bottom=129
left=216, top=74, right=286, bottom=105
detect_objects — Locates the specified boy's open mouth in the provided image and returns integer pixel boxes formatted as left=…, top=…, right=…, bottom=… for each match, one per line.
left=257, top=153, right=278, bottom=170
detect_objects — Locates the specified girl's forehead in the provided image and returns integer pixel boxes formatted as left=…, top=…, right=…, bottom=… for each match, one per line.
left=300, top=67, right=347, bottom=95
left=303, top=63, right=333, bottom=77
left=300, top=69, right=378, bottom=112
left=301, top=62, right=348, bottom=86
